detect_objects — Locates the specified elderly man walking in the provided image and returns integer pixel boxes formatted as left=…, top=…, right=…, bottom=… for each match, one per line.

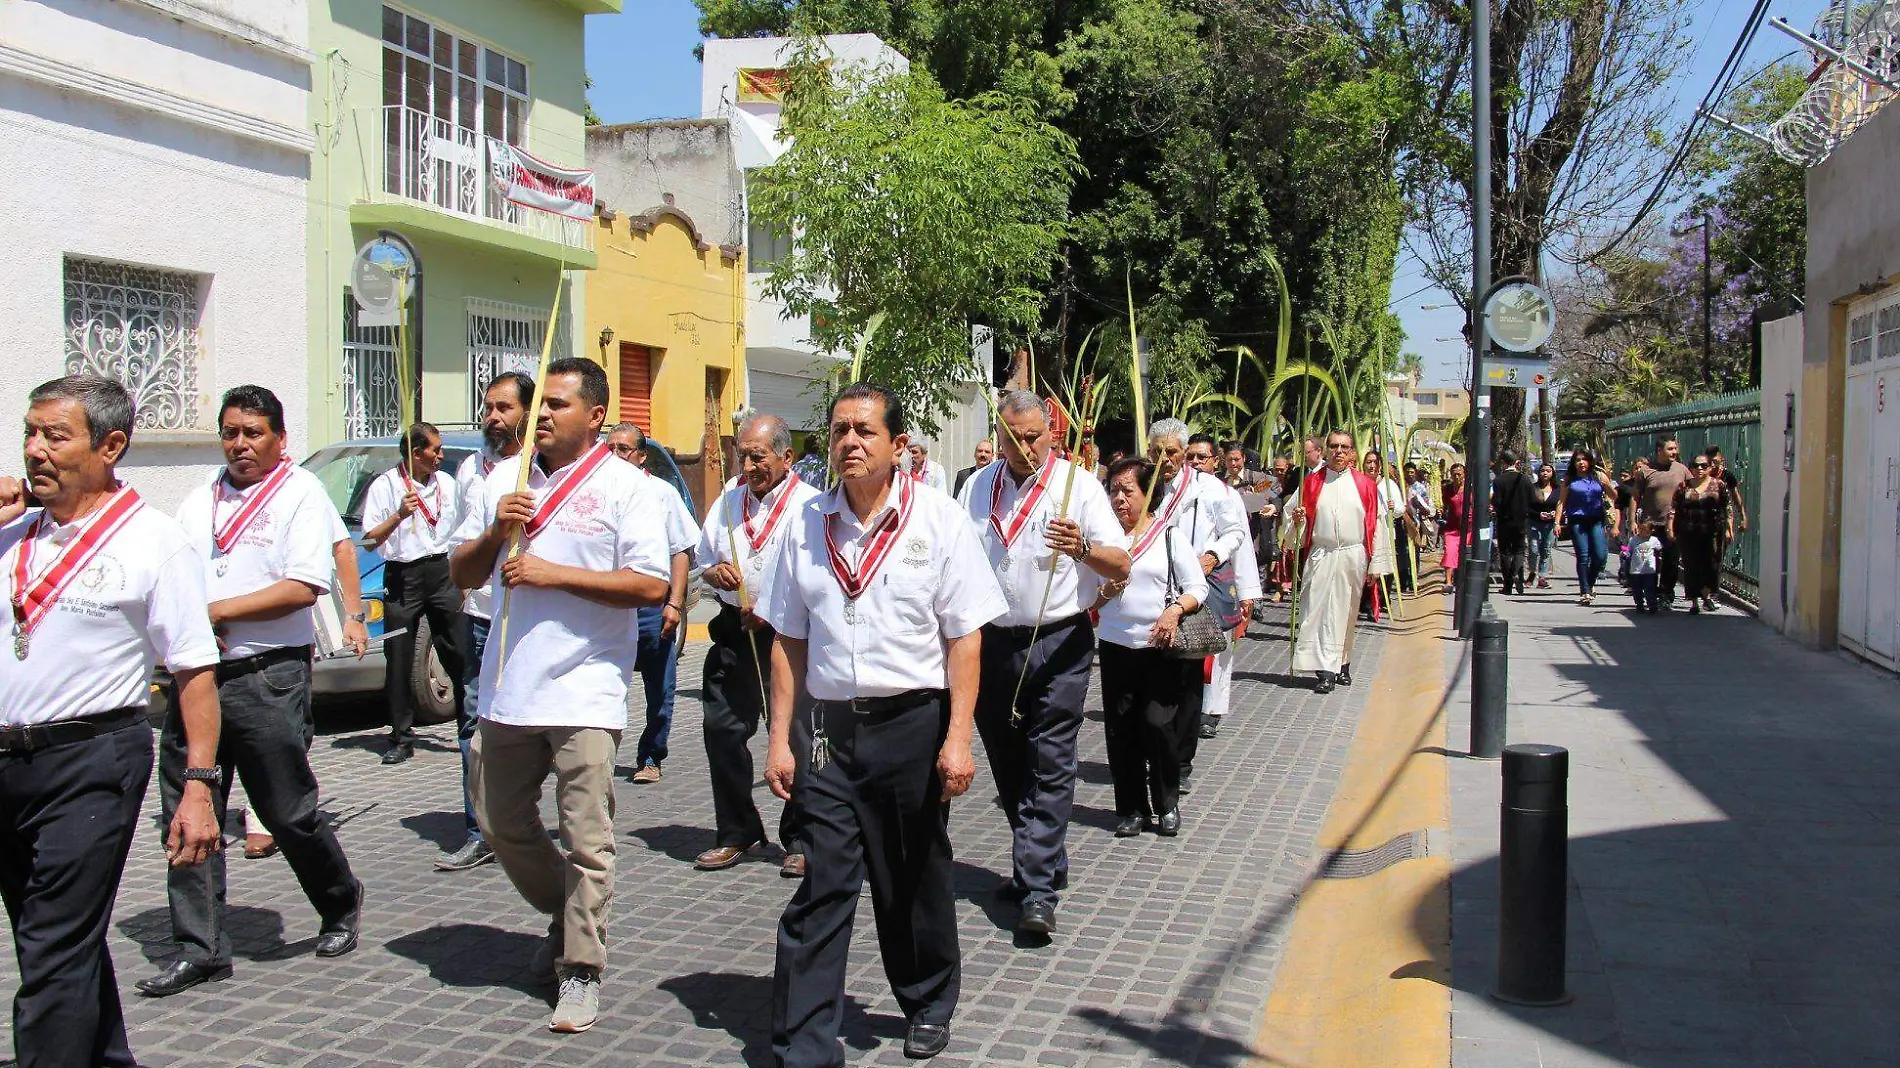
left=1284, top=430, right=1379, bottom=693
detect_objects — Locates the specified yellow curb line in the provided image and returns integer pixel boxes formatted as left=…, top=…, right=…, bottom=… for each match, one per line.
left=1252, top=593, right=1453, bottom=1067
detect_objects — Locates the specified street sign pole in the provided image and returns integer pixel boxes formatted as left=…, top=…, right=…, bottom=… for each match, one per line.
left=1461, top=0, right=1493, bottom=637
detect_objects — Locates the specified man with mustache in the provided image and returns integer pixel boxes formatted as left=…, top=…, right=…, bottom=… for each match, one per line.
left=437, top=371, right=535, bottom=872
left=0, top=374, right=222, bottom=1068
left=139, top=385, right=364, bottom=998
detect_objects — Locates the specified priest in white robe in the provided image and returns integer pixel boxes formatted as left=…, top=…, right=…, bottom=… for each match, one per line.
left=1284, top=430, right=1379, bottom=693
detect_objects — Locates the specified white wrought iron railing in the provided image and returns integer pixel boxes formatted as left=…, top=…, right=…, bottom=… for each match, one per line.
left=365, top=105, right=593, bottom=254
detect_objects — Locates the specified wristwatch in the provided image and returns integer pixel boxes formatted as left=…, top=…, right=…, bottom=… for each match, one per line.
left=1075, top=536, right=1093, bottom=560
left=344, top=610, right=367, bottom=623
left=183, top=766, right=223, bottom=786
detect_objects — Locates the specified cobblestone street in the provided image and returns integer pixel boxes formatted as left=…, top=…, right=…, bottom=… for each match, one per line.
left=1, top=607, right=1385, bottom=1068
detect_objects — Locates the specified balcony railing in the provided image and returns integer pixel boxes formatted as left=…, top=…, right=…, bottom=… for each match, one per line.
left=364, top=105, right=593, bottom=255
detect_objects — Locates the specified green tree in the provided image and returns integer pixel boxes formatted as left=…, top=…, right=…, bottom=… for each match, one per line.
left=748, top=49, right=1078, bottom=433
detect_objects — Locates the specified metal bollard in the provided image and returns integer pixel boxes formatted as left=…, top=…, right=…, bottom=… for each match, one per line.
left=1494, top=743, right=1572, bottom=1006
left=1470, top=617, right=1508, bottom=758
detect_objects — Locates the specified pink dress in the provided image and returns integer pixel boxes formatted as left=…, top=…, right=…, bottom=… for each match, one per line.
left=1441, top=487, right=1467, bottom=575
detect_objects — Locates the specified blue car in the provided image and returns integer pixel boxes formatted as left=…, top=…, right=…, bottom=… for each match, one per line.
left=301, top=430, right=695, bottom=720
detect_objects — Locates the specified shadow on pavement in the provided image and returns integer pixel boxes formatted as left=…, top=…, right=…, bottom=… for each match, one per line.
left=658, top=970, right=902, bottom=1067
left=1418, top=610, right=1900, bottom=1066
left=627, top=822, right=715, bottom=864
left=118, top=904, right=308, bottom=964
left=398, top=809, right=465, bottom=851
left=384, top=922, right=545, bottom=996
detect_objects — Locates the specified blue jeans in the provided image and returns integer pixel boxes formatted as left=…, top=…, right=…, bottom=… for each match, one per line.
left=460, top=615, right=488, bottom=842
left=1631, top=573, right=1659, bottom=611
left=634, top=606, right=678, bottom=768
left=1527, top=522, right=1555, bottom=578
left=1569, top=520, right=1609, bottom=595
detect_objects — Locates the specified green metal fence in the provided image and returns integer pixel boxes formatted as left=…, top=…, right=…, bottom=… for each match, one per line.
left=1605, top=389, right=1763, bottom=606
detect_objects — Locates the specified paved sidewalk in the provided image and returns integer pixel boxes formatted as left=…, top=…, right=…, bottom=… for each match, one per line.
left=1, top=605, right=1387, bottom=1068
left=1446, top=553, right=1900, bottom=1068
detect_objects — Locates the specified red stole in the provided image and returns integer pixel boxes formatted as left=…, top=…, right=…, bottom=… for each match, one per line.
left=1300, top=468, right=1378, bottom=557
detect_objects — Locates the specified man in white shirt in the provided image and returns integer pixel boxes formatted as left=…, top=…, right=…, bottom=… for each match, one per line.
left=1285, top=430, right=1379, bottom=693
left=434, top=371, right=536, bottom=872
left=451, top=357, right=672, bottom=1034
left=0, top=375, right=222, bottom=1068
left=138, top=385, right=365, bottom=1000
left=692, top=414, right=819, bottom=876
left=363, top=421, right=467, bottom=765
left=956, top=391, right=1129, bottom=937
left=907, top=438, right=948, bottom=493
left=605, top=422, right=699, bottom=784
left=759, top=383, right=1005, bottom=1065
left=1146, top=421, right=1248, bottom=794
left=1186, top=434, right=1263, bottom=741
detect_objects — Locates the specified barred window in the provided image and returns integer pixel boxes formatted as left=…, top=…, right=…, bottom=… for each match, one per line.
left=63, top=258, right=205, bottom=430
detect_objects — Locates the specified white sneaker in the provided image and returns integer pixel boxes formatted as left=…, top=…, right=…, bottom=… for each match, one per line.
left=550, top=969, right=601, bottom=1033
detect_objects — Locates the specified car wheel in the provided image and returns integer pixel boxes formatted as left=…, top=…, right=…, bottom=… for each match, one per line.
left=409, top=615, right=459, bottom=726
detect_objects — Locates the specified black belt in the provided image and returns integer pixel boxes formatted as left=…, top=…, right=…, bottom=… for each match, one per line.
left=0, top=706, right=144, bottom=755
left=217, top=645, right=313, bottom=680
left=815, top=688, right=940, bottom=717
left=987, top=612, right=1092, bottom=639
left=388, top=554, right=447, bottom=568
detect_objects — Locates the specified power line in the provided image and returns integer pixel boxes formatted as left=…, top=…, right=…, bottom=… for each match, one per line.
left=1590, top=0, right=1775, bottom=260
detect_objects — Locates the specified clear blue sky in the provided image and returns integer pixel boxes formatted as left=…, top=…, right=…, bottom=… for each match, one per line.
left=584, top=0, right=1830, bottom=388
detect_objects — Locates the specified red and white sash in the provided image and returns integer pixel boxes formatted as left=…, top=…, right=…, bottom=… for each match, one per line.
left=399, top=465, right=442, bottom=527
left=989, top=459, right=1054, bottom=549
left=743, top=475, right=801, bottom=553
left=524, top=443, right=612, bottom=541
left=824, top=474, right=914, bottom=600
left=1154, top=469, right=1194, bottom=530
left=213, top=461, right=293, bottom=555
left=1129, top=514, right=1168, bottom=561
left=11, top=485, right=144, bottom=637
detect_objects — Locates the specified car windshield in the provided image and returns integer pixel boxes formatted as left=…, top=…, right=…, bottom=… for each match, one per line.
left=304, top=445, right=474, bottom=529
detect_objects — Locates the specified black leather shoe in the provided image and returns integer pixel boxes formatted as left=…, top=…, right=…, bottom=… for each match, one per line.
left=1156, top=809, right=1181, bottom=837
left=1337, top=663, right=1353, bottom=687
left=1179, top=771, right=1193, bottom=795
left=1114, top=815, right=1144, bottom=837
left=904, top=1022, right=950, bottom=1059
left=1199, top=718, right=1219, bottom=739
left=1016, top=899, right=1056, bottom=935
left=315, top=890, right=362, bottom=958
left=1314, top=671, right=1336, bottom=694
left=381, top=742, right=413, bottom=765
left=136, top=959, right=232, bottom=998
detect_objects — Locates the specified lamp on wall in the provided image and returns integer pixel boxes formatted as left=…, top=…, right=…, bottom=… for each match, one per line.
left=599, top=327, right=615, bottom=351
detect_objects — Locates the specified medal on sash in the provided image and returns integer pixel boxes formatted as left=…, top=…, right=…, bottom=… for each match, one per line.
left=10, top=486, right=144, bottom=659
left=399, top=465, right=441, bottom=527
left=990, top=459, right=1054, bottom=572
left=742, top=475, right=800, bottom=554
left=524, top=443, right=612, bottom=541
left=823, top=474, right=914, bottom=625
left=211, top=460, right=293, bottom=576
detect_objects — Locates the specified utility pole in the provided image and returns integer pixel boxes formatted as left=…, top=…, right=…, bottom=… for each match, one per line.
left=1459, top=0, right=1494, bottom=634
left=1700, top=212, right=1713, bottom=388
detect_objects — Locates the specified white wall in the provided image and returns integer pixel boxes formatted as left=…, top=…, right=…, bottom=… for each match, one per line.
left=699, top=34, right=909, bottom=122
left=0, top=0, right=310, bottom=512
left=1758, top=314, right=1803, bottom=633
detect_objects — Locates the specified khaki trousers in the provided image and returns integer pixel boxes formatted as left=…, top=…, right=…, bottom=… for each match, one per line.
left=471, top=720, right=620, bottom=972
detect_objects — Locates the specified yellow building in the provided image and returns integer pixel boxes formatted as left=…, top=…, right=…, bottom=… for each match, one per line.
left=584, top=119, right=750, bottom=513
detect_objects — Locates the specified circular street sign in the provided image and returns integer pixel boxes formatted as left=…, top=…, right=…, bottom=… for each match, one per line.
left=1483, top=281, right=1556, bottom=353
left=351, top=238, right=412, bottom=316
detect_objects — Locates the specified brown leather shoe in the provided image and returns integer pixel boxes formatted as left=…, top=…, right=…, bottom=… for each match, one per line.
left=631, top=764, right=662, bottom=784
left=780, top=852, right=807, bottom=879
left=244, top=833, right=278, bottom=860
left=694, top=842, right=758, bottom=871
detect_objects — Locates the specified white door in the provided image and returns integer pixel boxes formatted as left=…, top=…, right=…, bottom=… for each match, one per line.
left=1841, top=293, right=1900, bottom=669
left=1866, top=366, right=1900, bottom=667
left=1840, top=307, right=1874, bottom=655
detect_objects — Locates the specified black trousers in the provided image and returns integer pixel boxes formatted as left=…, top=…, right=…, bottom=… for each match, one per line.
left=974, top=615, right=1092, bottom=906
left=383, top=554, right=467, bottom=742
left=1656, top=530, right=1680, bottom=600
left=1175, top=655, right=1208, bottom=777
left=702, top=603, right=806, bottom=851
left=1496, top=524, right=1527, bottom=594
left=1098, top=642, right=1192, bottom=818
left=1393, top=519, right=1415, bottom=593
left=161, top=653, right=360, bottom=967
left=773, top=692, right=959, bottom=1068
left=0, top=719, right=151, bottom=1068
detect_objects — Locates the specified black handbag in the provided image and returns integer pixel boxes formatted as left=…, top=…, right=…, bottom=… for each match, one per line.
left=1162, top=527, right=1230, bottom=659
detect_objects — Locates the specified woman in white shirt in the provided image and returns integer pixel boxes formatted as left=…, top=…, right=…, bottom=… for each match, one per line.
left=1090, top=459, right=1207, bottom=839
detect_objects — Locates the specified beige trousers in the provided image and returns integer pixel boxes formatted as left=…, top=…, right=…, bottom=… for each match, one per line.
left=471, top=720, right=621, bottom=972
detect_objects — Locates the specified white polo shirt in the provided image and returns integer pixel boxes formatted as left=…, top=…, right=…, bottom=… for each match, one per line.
left=639, top=467, right=701, bottom=558
left=363, top=465, right=461, bottom=562
left=455, top=447, right=672, bottom=729
left=1158, top=468, right=1247, bottom=564
left=956, top=455, right=1127, bottom=627
left=0, top=498, right=219, bottom=726
left=454, top=448, right=512, bottom=620
left=175, top=465, right=339, bottom=659
left=759, top=474, right=1005, bottom=702
left=1097, top=519, right=1209, bottom=649
left=696, top=473, right=819, bottom=610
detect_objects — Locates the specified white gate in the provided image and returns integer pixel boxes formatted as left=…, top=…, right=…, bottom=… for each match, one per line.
left=1840, top=291, right=1900, bottom=669
left=467, top=294, right=570, bottom=421
left=342, top=293, right=402, bottom=440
